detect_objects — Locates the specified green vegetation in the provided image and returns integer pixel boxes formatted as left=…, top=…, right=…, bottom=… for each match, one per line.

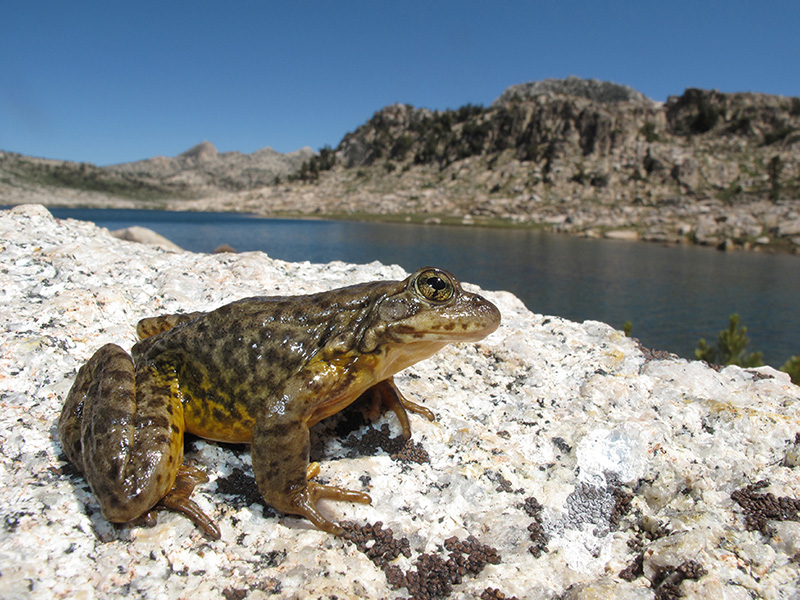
left=694, top=314, right=799, bottom=384
left=3, top=155, right=191, bottom=201
left=695, top=314, right=764, bottom=367
left=291, top=145, right=336, bottom=182
left=639, top=121, right=661, bottom=143
left=781, top=356, right=800, bottom=383
left=622, top=321, right=633, bottom=337
left=690, top=96, right=722, bottom=134
left=767, top=155, right=782, bottom=201
left=624, top=314, right=797, bottom=384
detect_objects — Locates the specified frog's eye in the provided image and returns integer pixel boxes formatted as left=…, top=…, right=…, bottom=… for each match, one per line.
left=413, top=269, right=455, bottom=304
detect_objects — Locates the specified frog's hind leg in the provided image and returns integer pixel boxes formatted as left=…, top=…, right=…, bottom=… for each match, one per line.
left=58, top=344, right=186, bottom=526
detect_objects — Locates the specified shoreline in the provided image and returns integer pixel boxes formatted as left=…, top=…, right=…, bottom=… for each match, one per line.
left=8, top=198, right=799, bottom=256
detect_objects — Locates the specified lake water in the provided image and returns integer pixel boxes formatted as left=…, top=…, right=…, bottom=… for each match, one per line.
left=40, top=207, right=800, bottom=367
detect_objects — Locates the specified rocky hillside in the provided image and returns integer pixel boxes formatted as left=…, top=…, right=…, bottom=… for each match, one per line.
left=336, top=78, right=800, bottom=204
left=235, top=78, right=799, bottom=252
left=0, top=142, right=314, bottom=203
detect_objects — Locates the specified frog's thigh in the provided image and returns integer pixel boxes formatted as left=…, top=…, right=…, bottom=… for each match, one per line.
left=70, top=345, right=185, bottom=523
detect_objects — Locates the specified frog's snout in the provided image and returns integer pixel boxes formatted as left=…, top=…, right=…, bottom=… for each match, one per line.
left=469, top=294, right=502, bottom=338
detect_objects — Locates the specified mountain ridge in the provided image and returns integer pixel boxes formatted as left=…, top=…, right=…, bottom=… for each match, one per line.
left=1, top=78, right=799, bottom=251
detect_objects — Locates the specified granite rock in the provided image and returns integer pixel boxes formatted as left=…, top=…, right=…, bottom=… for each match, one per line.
left=110, top=225, right=185, bottom=251
left=1, top=204, right=799, bottom=599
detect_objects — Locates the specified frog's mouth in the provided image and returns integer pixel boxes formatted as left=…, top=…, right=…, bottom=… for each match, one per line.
left=414, top=293, right=501, bottom=342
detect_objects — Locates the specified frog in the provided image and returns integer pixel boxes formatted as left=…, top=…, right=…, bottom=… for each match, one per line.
left=58, top=267, right=501, bottom=538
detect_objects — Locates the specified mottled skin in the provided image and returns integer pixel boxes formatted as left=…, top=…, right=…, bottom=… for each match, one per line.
left=58, top=267, right=501, bottom=537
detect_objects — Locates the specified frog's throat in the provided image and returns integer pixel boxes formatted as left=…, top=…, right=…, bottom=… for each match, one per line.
left=301, top=340, right=445, bottom=427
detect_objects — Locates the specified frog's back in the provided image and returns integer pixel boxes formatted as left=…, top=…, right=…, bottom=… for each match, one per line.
left=131, top=280, right=401, bottom=441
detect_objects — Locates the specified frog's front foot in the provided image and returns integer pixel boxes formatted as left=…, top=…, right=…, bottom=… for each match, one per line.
left=289, top=477, right=371, bottom=535
left=365, top=377, right=435, bottom=440
left=158, top=464, right=221, bottom=539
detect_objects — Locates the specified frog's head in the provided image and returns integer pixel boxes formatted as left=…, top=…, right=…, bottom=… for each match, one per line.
left=359, top=267, right=500, bottom=369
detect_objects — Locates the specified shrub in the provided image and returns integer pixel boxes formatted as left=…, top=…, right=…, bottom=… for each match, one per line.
left=695, top=314, right=764, bottom=368
left=781, top=356, right=800, bottom=384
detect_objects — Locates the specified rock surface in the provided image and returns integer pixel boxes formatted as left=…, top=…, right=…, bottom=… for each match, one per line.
left=110, top=226, right=184, bottom=251
left=1, top=204, right=799, bottom=599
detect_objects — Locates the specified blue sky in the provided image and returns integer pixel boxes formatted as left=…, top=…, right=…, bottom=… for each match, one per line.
left=3, top=1, right=799, bottom=165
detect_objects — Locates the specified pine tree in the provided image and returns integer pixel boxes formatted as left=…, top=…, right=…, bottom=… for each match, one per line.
left=695, top=314, right=764, bottom=368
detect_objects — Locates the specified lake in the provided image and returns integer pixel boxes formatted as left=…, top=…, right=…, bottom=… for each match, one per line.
left=40, top=207, right=800, bottom=367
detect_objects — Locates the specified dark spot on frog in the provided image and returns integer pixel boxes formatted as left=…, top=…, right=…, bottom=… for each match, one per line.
left=211, top=407, right=226, bottom=424
left=105, top=368, right=134, bottom=383
left=151, top=433, right=169, bottom=447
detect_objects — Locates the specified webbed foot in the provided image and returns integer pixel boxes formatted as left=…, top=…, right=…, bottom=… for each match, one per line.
left=158, top=464, right=221, bottom=539
left=366, top=377, right=435, bottom=439
left=289, top=477, right=371, bottom=535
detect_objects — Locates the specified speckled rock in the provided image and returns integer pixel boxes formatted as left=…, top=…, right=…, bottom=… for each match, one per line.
left=1, top=204, right=799, bottom=600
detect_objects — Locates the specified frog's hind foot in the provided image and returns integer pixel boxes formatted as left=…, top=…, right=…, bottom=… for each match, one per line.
left=158, top=464, right=221, bottom=540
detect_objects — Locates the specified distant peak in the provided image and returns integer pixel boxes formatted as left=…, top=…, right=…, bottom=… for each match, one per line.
left=179, top=141, right=218, bottom=161
left=493, top=77, right=653, bottom=106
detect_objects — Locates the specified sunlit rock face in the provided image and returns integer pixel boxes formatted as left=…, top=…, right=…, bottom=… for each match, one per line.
left=1, top=204, right=798, bottom=600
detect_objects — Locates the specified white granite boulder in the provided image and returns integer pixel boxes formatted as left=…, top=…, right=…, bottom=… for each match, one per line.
left=1, top=204, right=798, bottom=599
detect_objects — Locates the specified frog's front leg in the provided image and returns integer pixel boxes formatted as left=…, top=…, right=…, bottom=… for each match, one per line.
left=365, top=377, right=435, bottom=439
left=58, top=344, right=209, bottom=533
left=251, top=416, right=370, bottom=535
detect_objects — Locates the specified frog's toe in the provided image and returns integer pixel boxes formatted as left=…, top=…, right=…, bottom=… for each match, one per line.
left=160, top=492, right=221, bottom=540
left=158, top=464, right=220, bottom=539
left=365, top=378, right=435, bottom=440
left=309, top=481, right=371, bottom=505
left=290, top=482, right=372, bottom=535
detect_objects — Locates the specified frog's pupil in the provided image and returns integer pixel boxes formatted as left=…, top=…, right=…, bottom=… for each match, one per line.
left=427, top=276, right=445, bottom=290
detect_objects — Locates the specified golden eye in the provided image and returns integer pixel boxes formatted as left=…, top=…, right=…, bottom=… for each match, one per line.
left=413, top=269, right=455, bottom=304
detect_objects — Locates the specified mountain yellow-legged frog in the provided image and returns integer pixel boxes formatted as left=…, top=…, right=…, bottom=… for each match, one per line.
left=58, top=267, right=501, bottom=538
